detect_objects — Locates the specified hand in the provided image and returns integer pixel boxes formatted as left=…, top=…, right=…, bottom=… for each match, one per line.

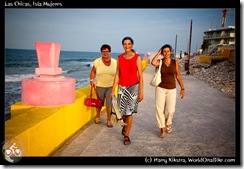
left=110, top=92, right=114, bottom=99
left=180, top=90, right=184, bottom=99
left=138, top=93, right=144, bottom=102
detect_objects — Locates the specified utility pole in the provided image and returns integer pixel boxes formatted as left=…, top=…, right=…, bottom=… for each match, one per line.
left=222, top=8, right=228, bottom=28
left=174, top=34, right=177, bottom=60
left=186, top=19, right=192, bottom=75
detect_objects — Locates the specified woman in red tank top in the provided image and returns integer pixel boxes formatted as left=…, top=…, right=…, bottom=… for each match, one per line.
left=111, top=36, right=144, bottom=145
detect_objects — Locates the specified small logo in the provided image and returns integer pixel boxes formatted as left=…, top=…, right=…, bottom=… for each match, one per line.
left=145, top=157, right=152, bottom=163
left=2, top=137, right=24, bottom=163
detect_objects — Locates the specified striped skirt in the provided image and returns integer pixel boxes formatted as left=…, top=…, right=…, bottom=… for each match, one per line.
left=118, top=83, right=139, bottom=116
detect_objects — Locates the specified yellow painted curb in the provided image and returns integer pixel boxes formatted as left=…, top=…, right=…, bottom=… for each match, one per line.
left=5, top=60, right=148, bottom=156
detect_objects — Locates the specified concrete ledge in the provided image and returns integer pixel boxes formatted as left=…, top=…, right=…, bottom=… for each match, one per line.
left=5, top=59, right=148, bottom=156
left=5, top=85, right=97, bottom=156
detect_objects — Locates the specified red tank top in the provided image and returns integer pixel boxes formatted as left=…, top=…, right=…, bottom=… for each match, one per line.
left=118, top=53, right=139, bottom=86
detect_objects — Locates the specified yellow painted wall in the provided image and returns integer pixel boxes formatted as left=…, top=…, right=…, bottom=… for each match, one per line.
left=141, top=60, right=148, bottom=71
left=198, top=48, right=235, bottom=64
left=5, top=59, right=148, bottom=156
left=5, top=86, right=97, bottom=156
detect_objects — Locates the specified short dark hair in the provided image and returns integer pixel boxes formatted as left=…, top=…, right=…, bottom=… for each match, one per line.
left=161, top=44, right=172, bottom=54
left=100, top=44, right=111, bottom=52
left=122, top=36, right=134, bottom=44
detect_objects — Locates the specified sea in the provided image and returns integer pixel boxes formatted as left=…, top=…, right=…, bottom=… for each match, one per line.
left=5, top=49, right=144, bottom=120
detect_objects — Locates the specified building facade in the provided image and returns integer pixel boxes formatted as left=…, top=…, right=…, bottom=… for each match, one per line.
left=202, top=26, right=235, bottom=54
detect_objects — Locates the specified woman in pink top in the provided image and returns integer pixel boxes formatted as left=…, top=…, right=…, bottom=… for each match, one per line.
left=111, top=37, right=144, bottom=145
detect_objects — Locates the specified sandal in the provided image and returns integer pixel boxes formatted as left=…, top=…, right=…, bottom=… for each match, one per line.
left=159, top=128, right=166, bottom=138
left=94, top=118, right=101, bottom=124
left=107, top=121, right=113, bottom=128
left=124, top=136, right=131, bottom=145
left=122, top=126, right=126, bottom=136
left=159, top=132, right=166, bottom=138
left=166, top=126, right=172, bottom=134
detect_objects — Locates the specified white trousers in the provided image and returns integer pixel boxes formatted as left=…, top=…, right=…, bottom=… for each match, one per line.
left=155, top=87, right=176, bottom=128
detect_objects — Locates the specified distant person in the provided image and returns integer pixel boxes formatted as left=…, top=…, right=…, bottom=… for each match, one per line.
left=180, top=51, right=182, bottom=59
left=184, top=51, right=188, bottom=58
left=151, top=44, right=185, bottom=138
left=90, top=44, right=117, bottom=127
left=110, top=36, right=144, bottom=145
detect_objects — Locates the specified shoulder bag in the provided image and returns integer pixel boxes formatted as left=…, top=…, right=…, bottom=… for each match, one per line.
left=150, top=59, right=162, bottom=87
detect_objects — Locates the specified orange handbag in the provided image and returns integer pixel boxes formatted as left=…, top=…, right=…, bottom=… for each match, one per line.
left=85, top=86, right=103, bottom=107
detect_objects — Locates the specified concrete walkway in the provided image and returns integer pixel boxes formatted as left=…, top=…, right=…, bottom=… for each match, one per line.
left=51, top=61, right=237, bottom=164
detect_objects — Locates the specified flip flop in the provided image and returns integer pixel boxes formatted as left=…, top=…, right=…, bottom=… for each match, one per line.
left=159, top=132, right=166, bottom=138
left=94, top=118, right=101, bottom=124
left=166, top=126, right=172, bottom=134
left=107, top=121, right=113, bottom=127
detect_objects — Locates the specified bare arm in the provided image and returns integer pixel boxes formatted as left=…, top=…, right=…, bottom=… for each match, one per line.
left=137, top=56, right=144, bottom=102
left=151, top=48, right=162, bottom=67
left=175, top=61, right=185, bottom=99
left=90, top=66, right=96, bottom=87
left=110, top=60, right=120, bottom=98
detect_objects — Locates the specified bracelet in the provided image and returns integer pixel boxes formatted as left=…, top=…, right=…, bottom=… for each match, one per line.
left=90, top=79, right=94, bottom=82
left=181, top=88, right=184, bottom=90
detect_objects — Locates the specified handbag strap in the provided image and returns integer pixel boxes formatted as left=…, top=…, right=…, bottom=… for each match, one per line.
left=90, top=85, right=99, bottom=99
left=158, top=59, right=162, bottom=70
left=155, top=59, right=162, bottom=72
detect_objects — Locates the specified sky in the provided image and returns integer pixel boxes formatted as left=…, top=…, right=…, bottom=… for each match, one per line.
left=5, top=8, right=236, bottom=54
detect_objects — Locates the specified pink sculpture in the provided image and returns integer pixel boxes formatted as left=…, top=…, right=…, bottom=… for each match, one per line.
left=21, top=42, right=75, bottom=106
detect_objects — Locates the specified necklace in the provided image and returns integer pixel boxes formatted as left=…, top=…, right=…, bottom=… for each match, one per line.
left=102, top=57, right=111, bottom=63
left=124, top=53, right=133, bottom=58
left=164, top=59, right=171, bottom=67
left=103, top=59, right=111, bottom=63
